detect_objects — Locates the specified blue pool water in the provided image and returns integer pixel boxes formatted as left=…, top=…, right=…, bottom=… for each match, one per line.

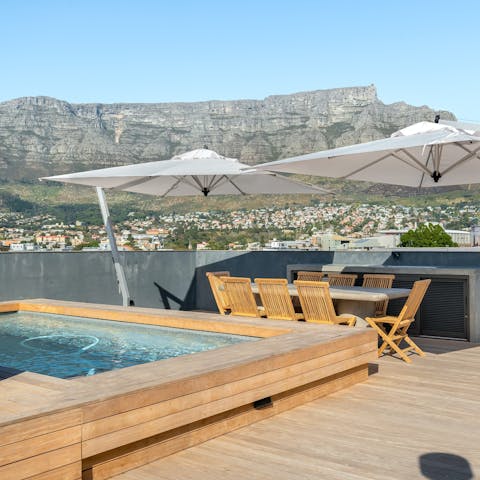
left=0, top=312, right=256, bottom=378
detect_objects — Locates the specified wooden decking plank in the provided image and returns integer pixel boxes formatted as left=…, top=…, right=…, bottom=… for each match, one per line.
left=24, top=461, right=81, bottom=480
left=0, top=425, right=81, bottom=466
left=0, top=409, right=83, bottom=447
left=0, top=443, right=81, bottom=480
left=80, top=332, right=374, bottom=423
left=82, top=341, right=374, bottom=440
left=83, top=351, right=373, bottom=457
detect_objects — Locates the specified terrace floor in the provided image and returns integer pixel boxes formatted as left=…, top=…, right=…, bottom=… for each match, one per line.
left=113, top=338, right=480, bottom=480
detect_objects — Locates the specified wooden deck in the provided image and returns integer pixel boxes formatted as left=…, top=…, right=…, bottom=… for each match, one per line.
left=112, top=338, right=480, bottom=480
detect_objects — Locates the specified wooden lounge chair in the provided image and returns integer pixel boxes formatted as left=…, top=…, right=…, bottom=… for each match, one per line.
left=362, top=274, right=395, bottom=317
left=294, top=280, right=356, bottom=327
left=206, top=271, right=231, bottom=315
left=325, top=273, right=358, bottom=287
left=365, top=279, right=431, bottom=363
left=222, top=276, right=264, bottom=318
left=296, top=271, right=326, bottom=281
left=255, top=278, right=304, bottom=321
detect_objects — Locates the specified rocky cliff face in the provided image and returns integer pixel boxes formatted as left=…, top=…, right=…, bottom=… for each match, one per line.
left=0, top=85, right=454, bottom=180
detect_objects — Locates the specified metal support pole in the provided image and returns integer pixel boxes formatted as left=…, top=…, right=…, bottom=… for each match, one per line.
left=95, top=187, right=133, bottom=307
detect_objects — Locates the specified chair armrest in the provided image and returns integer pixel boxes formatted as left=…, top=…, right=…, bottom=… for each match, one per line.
left=366, top=316, right=399, bottom=324
left=334, top=315, right=356, bottom=327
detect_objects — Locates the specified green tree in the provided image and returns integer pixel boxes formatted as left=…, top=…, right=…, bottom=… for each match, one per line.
left=74, top=240, right=100, bottom=251
left=400, top=224, right=457, bottom=247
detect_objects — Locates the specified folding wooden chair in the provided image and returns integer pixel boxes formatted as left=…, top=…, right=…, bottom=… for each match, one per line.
left=206, top=271, right=230, bottom=315
left=365, top=279, right=431, bottom=363
left=255, top=278, right=304, bottom=321
left=296, top=271, right=326, bottom=281
left=222, top=276, right=264, bottom=318
left=325, top=273, right=358, bottom=287
left=362, top=274, right=395, bottom=317
left=294, top=280, right=356, bottom=327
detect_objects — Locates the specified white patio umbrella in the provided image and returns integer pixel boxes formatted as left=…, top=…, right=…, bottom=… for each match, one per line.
left=256, top=120, right=480, bottom=188
left=42, top=149, right=327, bottom=306
left=44, top=148, right=326, bottom=196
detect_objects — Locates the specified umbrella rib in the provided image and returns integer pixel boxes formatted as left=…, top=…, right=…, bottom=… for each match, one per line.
left=112, top=176, right=154, bottom=190
left=191, top=175, right=217, bottom=195
left=340, top=151, right=399, bottom=179
left=341, top=149, right=431, bottom=180
left=209, top=175, right=228, bottom=190
left=396, top=149, right=433, bottom=175
left=441, top=144, right=480, bottom=176
left=226, top=176, right=247, bottom=195
left=159, top=177, right=184, bottom=197
left=454, top=142, right=480, bottom=159
left=190, top=175, right=206, bottom=190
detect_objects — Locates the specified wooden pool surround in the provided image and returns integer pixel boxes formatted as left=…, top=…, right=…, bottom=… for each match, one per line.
left=0, top=299, right=377, bottom=480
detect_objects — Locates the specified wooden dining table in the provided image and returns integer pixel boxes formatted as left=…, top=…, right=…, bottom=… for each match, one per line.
left=251, top=284, right=411, bottom=326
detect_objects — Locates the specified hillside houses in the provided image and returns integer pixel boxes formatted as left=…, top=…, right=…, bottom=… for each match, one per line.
left=0, top=201, right=477, bottom=252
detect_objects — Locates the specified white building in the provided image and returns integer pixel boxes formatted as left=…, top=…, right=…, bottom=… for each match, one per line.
left=377, top=227, right=471, bottom=247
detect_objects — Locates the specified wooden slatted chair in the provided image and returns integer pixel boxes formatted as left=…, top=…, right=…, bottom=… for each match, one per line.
left=365, top=279, right=431, bottom=363
left=294, top=280, right=356, bottom=327
left=362, top=274, right=395, bottom=317
left=222, top=276, right=264, bottom=318
left=255, top=278, right=304, bottom=321
left=206, top=271, right=231, bottom=315
left=296, top=271, right=326, bottom=281
left=325, top=273, right=358, bottom=287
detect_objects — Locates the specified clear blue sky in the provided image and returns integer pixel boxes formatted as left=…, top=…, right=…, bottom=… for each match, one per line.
left=2, top=0, right=479, bottom=120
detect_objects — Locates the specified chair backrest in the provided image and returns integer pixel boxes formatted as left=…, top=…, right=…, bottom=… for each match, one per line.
left=255, top=278, right=296, bottom=320
left=398, top=279, right=431, bottom=322
left=206, top=271, right=230, bottom=315
left=294, top=280, right=337, bottom=324
left=362, top=274, right=395, bottom=316
left=296, top=271, right=326, bottom=282
left=326, top=273, right=358, bottom=287
left=222, top=276, right=261, bottom=317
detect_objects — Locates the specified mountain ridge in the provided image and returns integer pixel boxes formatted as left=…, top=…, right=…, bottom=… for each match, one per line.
left=0, top=85, right=455, bottom=182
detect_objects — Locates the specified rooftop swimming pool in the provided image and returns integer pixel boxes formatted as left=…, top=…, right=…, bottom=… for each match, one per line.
left=0, top=311, right=257, bottom=378
left=0, top=300, right=374, bottom=480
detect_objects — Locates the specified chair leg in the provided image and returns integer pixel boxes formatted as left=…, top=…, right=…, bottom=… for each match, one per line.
left=367, top=319, right=413, bottom=363
left=395, top=325, right=425, bottom=358
left=376, top=326, right=391, bottom=356
left=384, top=335, right=412, bottom=363
left=365, top=318, right=390, bottom=357
left=403, top=335, right=426, bottom=357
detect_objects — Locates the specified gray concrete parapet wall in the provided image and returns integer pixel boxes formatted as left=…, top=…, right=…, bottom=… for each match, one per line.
left=1, top=249, right=479, bottom=341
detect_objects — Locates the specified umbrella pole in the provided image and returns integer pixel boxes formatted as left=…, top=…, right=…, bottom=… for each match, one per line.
left=95, top=187, right=133, bottom=307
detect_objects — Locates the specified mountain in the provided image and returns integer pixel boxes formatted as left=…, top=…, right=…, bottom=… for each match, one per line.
left=0, top=85, right=454, bottom=181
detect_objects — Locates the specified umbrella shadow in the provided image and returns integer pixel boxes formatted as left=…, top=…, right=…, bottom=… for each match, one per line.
left=153, top=281, right=189, bottom=310
left=419, top=452, right=474, bottom=479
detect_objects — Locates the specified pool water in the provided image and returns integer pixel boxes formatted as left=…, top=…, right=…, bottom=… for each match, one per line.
left=0, top=312, right=256, bottom=378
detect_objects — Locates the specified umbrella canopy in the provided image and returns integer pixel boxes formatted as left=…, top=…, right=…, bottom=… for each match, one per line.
left=42, top=148, right=327, bottom=196
left=256, top=121, right=480, bottom=188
